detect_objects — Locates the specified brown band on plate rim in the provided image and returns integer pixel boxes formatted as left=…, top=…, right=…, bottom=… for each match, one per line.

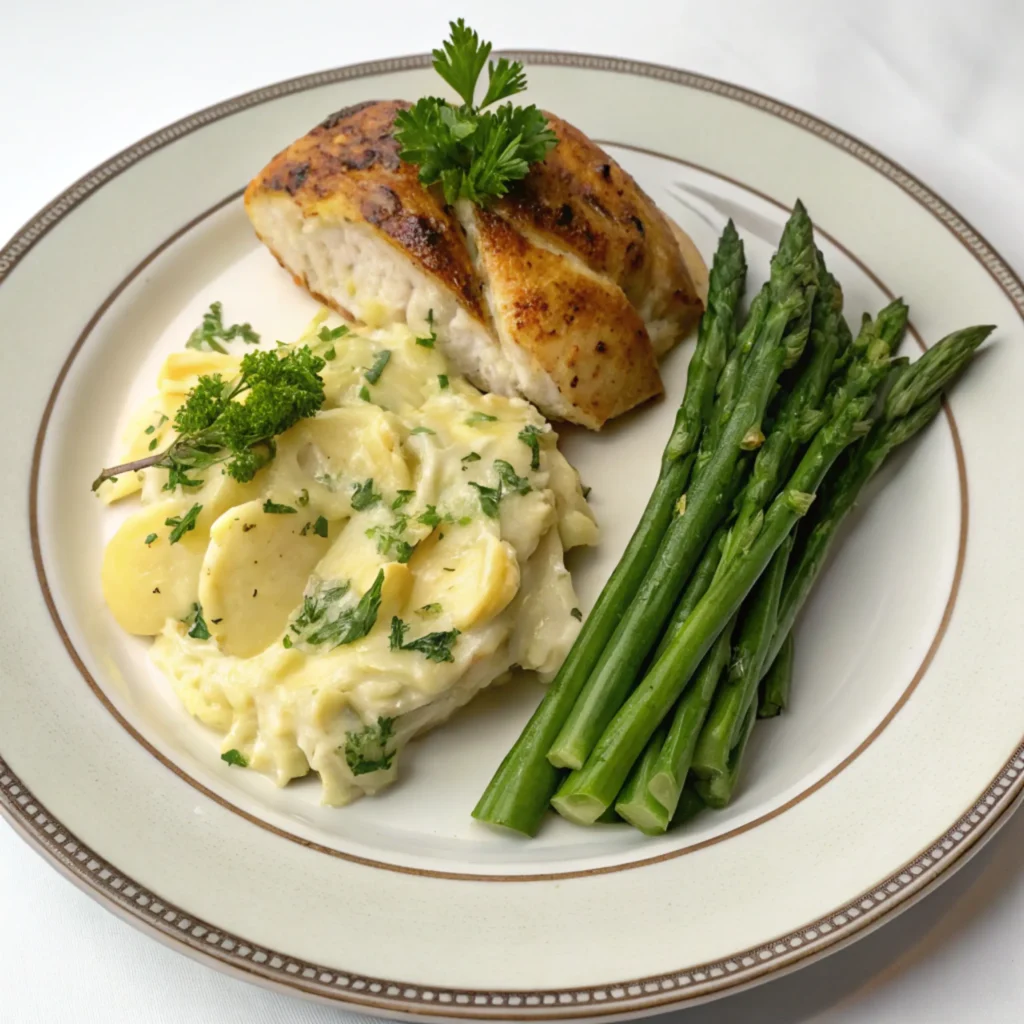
left=26, top=153, right=969, bottom=883
left=2, top=51, right=1023, bottom=1018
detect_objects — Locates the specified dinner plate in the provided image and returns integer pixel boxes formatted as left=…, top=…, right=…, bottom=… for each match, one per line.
left=2, top=51, right=1023, bottom=1020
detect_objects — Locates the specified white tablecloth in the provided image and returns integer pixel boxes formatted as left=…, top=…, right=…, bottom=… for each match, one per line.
left=2, top=1, right=1022, bottom=1020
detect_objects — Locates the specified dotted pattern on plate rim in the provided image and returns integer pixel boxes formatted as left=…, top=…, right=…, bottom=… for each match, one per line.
left=3, top=748, right=1024, bottom=1012
left=2, top=52, right=1024, bottom=1016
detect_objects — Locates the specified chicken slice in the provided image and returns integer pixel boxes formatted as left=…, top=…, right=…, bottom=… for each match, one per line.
left=494, top=112, right=704, bottom=355
left=459, top=204, right=662, bottom=429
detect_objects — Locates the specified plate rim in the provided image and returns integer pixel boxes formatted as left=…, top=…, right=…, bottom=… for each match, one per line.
left=3, top=50, right=1024, bottom=1020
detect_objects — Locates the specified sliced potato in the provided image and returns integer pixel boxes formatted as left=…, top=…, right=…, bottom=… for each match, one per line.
left=101, top=499, right=209, bottom=634
left=198, top=499, right=333, bottom=658
left=407, top=526, right=519, bottom=630
left=157, top=351, right=241, bottom=395
left=312, top=518, right=412, bottom=619
left=268, top=405, right=412, bottom=517
left=547, top=448, right=599, bottom=549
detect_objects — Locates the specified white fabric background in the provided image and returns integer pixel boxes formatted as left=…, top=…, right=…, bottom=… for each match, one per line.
left=1, top=1, right=1022, bottom=1020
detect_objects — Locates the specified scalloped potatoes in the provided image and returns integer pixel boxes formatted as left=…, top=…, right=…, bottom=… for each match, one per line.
left=100, top=313, right=596, bottom=805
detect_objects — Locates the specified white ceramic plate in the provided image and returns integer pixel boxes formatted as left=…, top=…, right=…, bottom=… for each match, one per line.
left=2, top=53, right=1023, bottom=1020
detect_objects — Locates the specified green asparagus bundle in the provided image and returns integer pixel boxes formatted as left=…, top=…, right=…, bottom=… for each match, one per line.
left=546, top=205, right=819, bottom=775
left=472, top=221, right=747, bottom=836
left=684, top=295, right=906, bottom=788
left=765, top=324, right=993, bottom=676
left=615, top=246, right=844, bottom=830
left=700, top=324, right=991, bottom=806
left=552, top=391, right=876, bottom=824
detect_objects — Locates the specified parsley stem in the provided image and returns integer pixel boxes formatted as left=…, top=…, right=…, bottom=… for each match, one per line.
left=92, top=451, right=166, bottom=490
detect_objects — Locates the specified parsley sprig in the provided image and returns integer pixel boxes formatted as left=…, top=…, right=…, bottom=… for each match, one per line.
left=394, top=20, right=557, bottom=206
left=92, top=346, right=326, bottom=492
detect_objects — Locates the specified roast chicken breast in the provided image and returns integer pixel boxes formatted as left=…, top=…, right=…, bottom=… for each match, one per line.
left=244, top=100, right=705, bottom=428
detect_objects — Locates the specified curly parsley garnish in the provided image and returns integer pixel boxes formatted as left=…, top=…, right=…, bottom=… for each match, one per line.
left=394, top=20, right=557, bottom=206
left=92, top=347, right=326, bottom=492
left=186, top=302, right=260, bottom=353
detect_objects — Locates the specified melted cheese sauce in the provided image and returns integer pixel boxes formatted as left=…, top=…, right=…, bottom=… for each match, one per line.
left=99, top=313, right=597, bottom=805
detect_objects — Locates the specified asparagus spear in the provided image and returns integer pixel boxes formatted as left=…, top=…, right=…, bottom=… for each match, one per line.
left=647, top=620, right=735, bottom=818
left=614, top=722, right=671, bottom=835
left=699, top=283, right=770, bottom=466
left=695, top=692, right=759, bottom=808
left=550, top=392, right=875, bottom=824
left=546, top=206, right=818, bottom=773
left=672, top=784, right=707, bottom=826
left=695, top=203, right=814, bottom=479
left=765, top=324, right=993, bottom=673
left=472, top=223, right=747, bottom=836
left=653, top=524, right=728, bottom=661
left=615, top=532, right=733, bottom=834
left=690, top=534, right=794, bottom=783
left=758, top=631, right=794, bottom=718
left=718, top=268, right=847, bottom=570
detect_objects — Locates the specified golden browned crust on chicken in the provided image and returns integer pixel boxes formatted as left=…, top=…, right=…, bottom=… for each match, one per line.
left=469, top=208, right=663, bottom=429
left=243, top=100, right=485, bottom=320
left=495, top=113, right=704, bottom=349
left=244, top=100, right=707, bottom=429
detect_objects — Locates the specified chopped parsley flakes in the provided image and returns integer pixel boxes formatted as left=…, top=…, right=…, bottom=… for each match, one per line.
left=183, top=602, right=211, bottom=640
left=344, top=716, right=395, bottom=776
left=366, top=516, right=415, bottom=563
left=350, top=478, right=382, bottom=511
left=389, top=616, right=461, bottom=663
left=221, top=749, right=248, bottom=767
left=165, top=503, right=202, bottom=544
left=364, top=350, right=391, bottom=385
left=186, top=301, right=260, bottom=353
left=262, top=499, right=297, bottom=514
left=518, top=424, right=543, bottom=470
left=416, top=310, right=438, bottom=348
left=289, top=571, right=384, bottom=649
